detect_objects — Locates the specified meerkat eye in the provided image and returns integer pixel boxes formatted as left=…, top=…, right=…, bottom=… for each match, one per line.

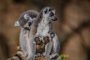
left=49, top=8, right=54, bottom=11
left=49, top=9, right=51, bottom=11
left=30, top=14, right=37, bottom=19
left=44, top=9, right=48, bottom=14
left=28, top=22, right=32, bottom=26
left=50, top=12, right=54, bottom=17
left=34, top=37, right=40, bottom=42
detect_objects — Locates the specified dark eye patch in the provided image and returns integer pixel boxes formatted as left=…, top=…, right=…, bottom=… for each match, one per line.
left=28, top=22, right=32, bottom=26
left=19, top=17, right=28, bottom=27
left=44, top=9, right=48, bottom=14
left=49, top=9, right=51, bottom=11
left=43, top=36, right=50, bottom=44
left=50, top=12, right=54, bottom=17
left=30, top=14, right=37, bottom=19
left=49, top=8, right=54, bottom=11
left=24, top=27, right=30, bottom=30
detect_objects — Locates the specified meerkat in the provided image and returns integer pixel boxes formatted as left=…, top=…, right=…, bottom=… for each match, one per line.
left=35, top=7, right=60, bottom=60
left=8, top=10, right=40, bottom=60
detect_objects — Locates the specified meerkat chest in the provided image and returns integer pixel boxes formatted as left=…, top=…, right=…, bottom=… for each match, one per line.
left=37, top=20, right=50, bottom=36
left=37, top=24, right=49, bottom=36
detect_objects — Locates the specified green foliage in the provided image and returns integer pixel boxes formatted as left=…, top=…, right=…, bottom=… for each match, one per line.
left=58, top=54, right=69, bottom=60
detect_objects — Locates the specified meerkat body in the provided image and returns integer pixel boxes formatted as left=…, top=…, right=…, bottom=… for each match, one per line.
left=35, top=7, right=60, bottom=59
left=8, top=7, right=60, bottom=60
left=8, top=10, right=39, bottom=60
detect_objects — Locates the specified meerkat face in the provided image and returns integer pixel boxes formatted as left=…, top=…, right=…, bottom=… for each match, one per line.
left=41, top=7, right=57, bottom=22
left=15, top=10, right=39, bottom=30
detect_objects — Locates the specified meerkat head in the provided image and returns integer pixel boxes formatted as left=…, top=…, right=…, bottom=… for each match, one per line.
left=41, top=7, right=57, bottom=22
left=14, top=10, right=39, bottom=30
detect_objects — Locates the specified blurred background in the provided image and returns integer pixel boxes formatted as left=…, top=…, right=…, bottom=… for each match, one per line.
left=0, top=0, right=90, bottom=60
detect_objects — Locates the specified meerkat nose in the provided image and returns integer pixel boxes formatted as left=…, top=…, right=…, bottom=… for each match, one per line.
left=14, top=21, right=20, bottom=27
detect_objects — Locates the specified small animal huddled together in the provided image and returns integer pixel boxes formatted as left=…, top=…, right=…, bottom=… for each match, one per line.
left=8, top=7, right=60, bottom=60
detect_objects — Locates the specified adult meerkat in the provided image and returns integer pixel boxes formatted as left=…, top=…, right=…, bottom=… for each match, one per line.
left=9, top=10, right=40, bottom=60
left=35, top=7, right=60, bottom=59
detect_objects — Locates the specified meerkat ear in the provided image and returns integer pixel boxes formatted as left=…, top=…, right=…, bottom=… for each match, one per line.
left=24, top=14, right=29, bottom=20
left=14, top=21, right=20, bottom=27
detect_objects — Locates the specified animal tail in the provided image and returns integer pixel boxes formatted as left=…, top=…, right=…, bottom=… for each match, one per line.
left=7, top=46, right=26, bottom=60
